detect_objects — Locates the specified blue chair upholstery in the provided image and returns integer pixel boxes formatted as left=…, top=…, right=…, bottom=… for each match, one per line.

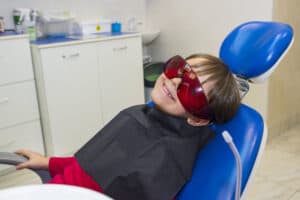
left=220, top=21, right=293, bottom=79
left=176, top=21, right=293, bottom=200
left=220, top=21, right=293, bottom=82
left=176, top=104, right=264, bottom=200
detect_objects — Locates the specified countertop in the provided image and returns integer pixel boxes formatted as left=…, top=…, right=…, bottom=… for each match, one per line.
left=0, top=31, right=141, bottom=48
left=0, top=31, right=29, bottom=40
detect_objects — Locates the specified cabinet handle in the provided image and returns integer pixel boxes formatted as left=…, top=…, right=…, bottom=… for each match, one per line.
left=0, top=140, right=15, bottom=150
left=113, top=46, right=128, bottom=52
left=0, top=97, right=9, bottom=104
left=62, top=53, right=80, bottom=59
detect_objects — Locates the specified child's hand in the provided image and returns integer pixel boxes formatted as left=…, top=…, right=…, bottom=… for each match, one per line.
left=15, top=149, right=49, bottom=170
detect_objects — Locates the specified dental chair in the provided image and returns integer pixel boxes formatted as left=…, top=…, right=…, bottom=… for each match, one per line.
left=177, top=21, right=293, bottom=200
left=0, top=21, right=294, bottom=200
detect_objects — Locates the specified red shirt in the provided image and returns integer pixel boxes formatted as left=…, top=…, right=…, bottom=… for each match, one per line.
left=48, top=156, right=103, bottom=193
left=48, top=157, right=175, bottom=200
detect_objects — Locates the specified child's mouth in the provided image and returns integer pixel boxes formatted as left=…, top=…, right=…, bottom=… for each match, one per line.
left=162, top=83, right=176, bottom=101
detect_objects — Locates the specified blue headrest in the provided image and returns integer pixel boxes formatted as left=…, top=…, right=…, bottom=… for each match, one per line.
left=219, top=21, right=293, bottom=81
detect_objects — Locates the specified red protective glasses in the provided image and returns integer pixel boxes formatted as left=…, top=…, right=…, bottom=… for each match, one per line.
left=163, top=55, right=214, bottom=121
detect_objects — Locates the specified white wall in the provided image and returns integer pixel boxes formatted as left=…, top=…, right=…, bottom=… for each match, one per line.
left=0, top=0, right=274, bottom=118
left=0, top=0, right=146, bottom=30
left=146, top=0, right=273, bottom=118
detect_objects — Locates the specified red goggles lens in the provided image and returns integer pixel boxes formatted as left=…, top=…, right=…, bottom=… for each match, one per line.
left=163, top=55, right=214, bottom=121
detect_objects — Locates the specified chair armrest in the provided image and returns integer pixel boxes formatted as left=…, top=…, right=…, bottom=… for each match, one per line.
left=0, top=152, right=28, bottom=165
left=0, top=152, right=51, bottom=183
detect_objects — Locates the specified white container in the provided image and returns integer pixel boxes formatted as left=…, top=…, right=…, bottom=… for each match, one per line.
left=40, top=10, right=75, bottom=37
left=40, top=18, right=74, bottom=37
left=73, top=20, right=112, bottom=35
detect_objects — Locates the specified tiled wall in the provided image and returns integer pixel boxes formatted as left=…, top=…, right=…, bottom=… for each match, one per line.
left=268, top=0, right=300, bottom=137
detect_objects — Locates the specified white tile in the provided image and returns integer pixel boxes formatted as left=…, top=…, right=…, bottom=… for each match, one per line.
left=256, top=149, right=300, bottom=184
left=268, top=126, right=300, bottom=155
left=244, top=176, right=296, bottom=200
left=289, top=190, right=300, bottom=200
left=244, top=125, right=300, bottom=200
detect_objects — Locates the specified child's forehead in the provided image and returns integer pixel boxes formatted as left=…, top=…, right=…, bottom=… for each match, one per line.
left=186, top=57, right=208, bottom=66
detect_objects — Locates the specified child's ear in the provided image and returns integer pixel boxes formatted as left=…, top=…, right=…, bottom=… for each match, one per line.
left=187, top=117, right=210, bottom=126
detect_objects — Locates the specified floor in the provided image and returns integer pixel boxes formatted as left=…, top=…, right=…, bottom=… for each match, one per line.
left=0, top=125, right=299, bottom=199
left=244, top=124, right=300, bottom=200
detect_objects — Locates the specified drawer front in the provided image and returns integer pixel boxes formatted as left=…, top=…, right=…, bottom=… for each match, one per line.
left=0, top=121, right=44, bottom=172
left=0, top=81, right=40, bottom=129
left=0, top=38, right=34, bottom=86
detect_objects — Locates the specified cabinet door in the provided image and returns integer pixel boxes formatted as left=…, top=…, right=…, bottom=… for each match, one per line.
left=0, top=38, right=34, bottom=86
left=98, top=37, right=144, bottom=124
left=39, top=43, right=102, bottom=156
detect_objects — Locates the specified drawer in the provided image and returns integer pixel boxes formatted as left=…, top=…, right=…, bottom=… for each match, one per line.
left=0, top=38, right=34, bottom=86
left=0, top=81, right=40, bottom=129
left=0, top=120, right=44, bottom=173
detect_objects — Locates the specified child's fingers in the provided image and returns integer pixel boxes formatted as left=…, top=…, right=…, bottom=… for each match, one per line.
left=15, top=161, right=30, bottom=170
left=15, top=150, right=34, bottom=169
left=15, top=149, right=35, bottom=159
left=15, top=149, right=27, bottom=157
left=15, top=149, right=30, bottom=156
left=14, top=150, right=31, bottom=169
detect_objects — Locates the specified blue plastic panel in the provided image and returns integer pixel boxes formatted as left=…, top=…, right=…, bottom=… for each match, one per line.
left=219, top=21, right=293, bottom=78
left=176, top=104, right=264, bottom=200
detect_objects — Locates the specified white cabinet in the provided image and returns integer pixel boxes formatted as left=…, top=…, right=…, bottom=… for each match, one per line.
left=98, top=37, right=144, bottom=124
left=31, top=35, right=144, bottom=156
left=32, top=43, right=102, bottom=156
left=0, top=36, right=44, bottom=173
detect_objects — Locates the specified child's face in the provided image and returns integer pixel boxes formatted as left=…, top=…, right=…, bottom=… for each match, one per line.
left=151, top=57, right=212, bottom=118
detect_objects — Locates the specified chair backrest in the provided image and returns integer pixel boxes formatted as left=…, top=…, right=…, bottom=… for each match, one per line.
left=176, top=104, right=265, bottom=200
left=176, top=21, right=293, bottom=200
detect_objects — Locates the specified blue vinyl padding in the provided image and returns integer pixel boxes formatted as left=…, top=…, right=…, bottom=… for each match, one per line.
left=176, top=104, right=264, bottom=200
left=219, top=21, right=293, bottom=78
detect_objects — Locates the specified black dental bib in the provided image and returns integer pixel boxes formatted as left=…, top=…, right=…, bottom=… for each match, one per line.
left=75, top=104, right=214, bottom=200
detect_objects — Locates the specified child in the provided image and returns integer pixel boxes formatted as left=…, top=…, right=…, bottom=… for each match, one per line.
left=16, top=54, right=241, bottom=200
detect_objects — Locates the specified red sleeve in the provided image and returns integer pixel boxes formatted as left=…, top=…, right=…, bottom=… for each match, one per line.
left=48, top=157, right=103, bottom=193
left=48, top=157, right=75, bottom=177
